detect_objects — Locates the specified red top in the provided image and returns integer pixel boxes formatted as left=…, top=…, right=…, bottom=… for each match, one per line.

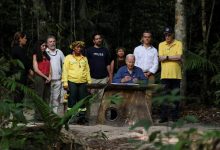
left=38, top=56, right=50, bottom=76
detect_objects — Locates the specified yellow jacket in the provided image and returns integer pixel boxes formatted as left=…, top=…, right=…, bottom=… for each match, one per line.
left=62, top=54, right=91, bottom=87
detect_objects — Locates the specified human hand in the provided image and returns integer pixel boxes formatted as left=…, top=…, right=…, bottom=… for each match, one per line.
left=108, top=74, right=113, bottom=83
left=144, top=72, right=152, bottom=78
left=63, top=85, right=69, bottom=90
left=160, top=56, right=167, bottom=62
left=124, top=76, right=132, bottom=82
left=132, top=78, right=138, bottom=83
left=45, top=76, right=51, bottom=83
left=29, top=69, right=34, bottom=76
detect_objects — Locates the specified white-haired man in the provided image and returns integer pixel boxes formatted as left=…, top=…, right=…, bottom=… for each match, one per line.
left=113, top=54, right=147, bottom=84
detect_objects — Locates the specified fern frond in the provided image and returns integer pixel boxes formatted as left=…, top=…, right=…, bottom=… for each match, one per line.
left=184, top=50, right=218, bottom=72
left=56, top=94, right=96, bottom=129
left=0, top=76, right=61, bottom=129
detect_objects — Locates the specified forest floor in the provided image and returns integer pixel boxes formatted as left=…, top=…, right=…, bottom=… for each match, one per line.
left=24, top=105, right=220, bottom=149
left=182, top=105, right=220, bottom=126
left=151, top=104, right=220, bottom=126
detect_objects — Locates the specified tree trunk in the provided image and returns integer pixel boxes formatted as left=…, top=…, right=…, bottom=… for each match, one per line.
left=36, top=10, right=40, bottom=40
left=79, top=0, right=88, bottom=40
left=201, top=0, right=215, bottom=103
left=175, top=0, right=187, bottom=98
left=57, top=0, right=63, bottom=47
left=70, top=0, right=76, bottom=41
left=19, top=1, right=23, bottom=31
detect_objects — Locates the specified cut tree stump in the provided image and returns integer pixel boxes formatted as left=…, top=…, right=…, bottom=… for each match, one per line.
left=87, top=84, right=158, bottom=126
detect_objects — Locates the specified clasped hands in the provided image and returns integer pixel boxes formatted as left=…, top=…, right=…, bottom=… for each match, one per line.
left=121, top=76, right=138, bottom=83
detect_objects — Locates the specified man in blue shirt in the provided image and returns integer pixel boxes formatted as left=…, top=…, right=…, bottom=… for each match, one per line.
left=113, top=54, right=147, bottom=84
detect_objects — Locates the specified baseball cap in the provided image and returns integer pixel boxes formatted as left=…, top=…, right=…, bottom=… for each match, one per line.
left=164, top=27, right=174, bottom=34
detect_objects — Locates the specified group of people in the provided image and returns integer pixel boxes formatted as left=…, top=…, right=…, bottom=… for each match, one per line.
left=11, top=26, right=182, bottom=123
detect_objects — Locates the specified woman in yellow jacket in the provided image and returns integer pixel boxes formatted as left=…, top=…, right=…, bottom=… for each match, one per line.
left=62, top=41, right=91, bottom=110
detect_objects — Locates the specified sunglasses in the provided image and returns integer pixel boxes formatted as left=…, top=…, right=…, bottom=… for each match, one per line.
left=164, top=33, right=172, bottom=37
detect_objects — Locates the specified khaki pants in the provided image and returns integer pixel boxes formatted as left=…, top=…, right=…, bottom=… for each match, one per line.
left=50, top=80, right=65, bottom=115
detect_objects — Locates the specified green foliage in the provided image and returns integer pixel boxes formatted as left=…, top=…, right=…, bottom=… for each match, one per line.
left=107, top=93, right=123, bottom=105
left=153, top=88, right=183, bottom=106
left=184, top=50, right=218, bottom=72
left=0, top=56, right=96, bottom=149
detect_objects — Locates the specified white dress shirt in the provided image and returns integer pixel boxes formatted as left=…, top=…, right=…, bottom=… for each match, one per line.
left=133, top=45, right=158, bottom=74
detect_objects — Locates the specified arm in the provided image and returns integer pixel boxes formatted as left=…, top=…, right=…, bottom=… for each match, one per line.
left=45, top=66, right=52, bottom=83
left=167, top=55, right=182, bottom=61
left=168, top=42, right=183, bottom=61
left=107, top=65, right=112, bottom=83
left=112, top=68, right=132, bottom=83
left=133, top=48, right=139, bottom=66
left=136, top=68, right=148, bottom=84
left=60, top=50, right=65, bottom=63
left=112, top=69, right=123, bottom=83
left=149, top=50, right=159, bottom=74
left=158, top=43, right=167, bottom=62
left=159, top=56, right=167, bottom=62
left=106, top=50, right=112, bottom=82
left=61, top=56, right=69, bottom=89
left=110, top=60, right=114, bottom=82
left=86, top=58, right=92, bottom=84
left=33, top=54, right=49, bottom=80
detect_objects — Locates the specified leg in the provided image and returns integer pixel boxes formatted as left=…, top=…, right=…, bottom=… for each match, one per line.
left=43, top=82, right=51, bottom=104
left=68, top=81, right=78, bottom=108
left=78, top=83, right=89, bottom=124
left=14, top=72, right=27, bottom=103
left=170, top=79, right=181, bottom=121
left=159, top=79, right=172, bottom=122
left=50, top=80, right=62, bottom=114
left=33, top=75, right=45, bottom=120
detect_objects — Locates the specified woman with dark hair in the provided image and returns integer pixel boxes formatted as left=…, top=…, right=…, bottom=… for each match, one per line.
left=11, top=31, right=33, bottom=103
left=110, top=47, right=126, bottom=82
left=33, top=40, right=51, bottom=120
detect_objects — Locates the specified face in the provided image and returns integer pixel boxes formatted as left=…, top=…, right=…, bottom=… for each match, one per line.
left=126, top=56, right=135, bottom=70
left=117, top=49, right=125, bottom=57
left=47, top=37, right=56, bottom=50
left=165, top=33, right=174, bottom=44
left=40, top=43, right=47, bottom=51
left=142, top=33, right=152, bottom=45
left=19, top=36, right=27, bottom=46
left=74, top=45, right=82, bottom=55
left=93, top=35, right=103, bottom=47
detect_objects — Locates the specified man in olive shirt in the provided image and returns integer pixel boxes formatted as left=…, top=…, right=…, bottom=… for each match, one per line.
left=158, top=27, right=183, bottom=123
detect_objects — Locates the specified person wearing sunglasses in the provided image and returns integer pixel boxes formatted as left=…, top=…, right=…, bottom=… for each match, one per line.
left=158, top=27, right=183, bottom=123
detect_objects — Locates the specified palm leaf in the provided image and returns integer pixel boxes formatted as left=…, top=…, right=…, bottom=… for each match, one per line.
left=184, top=50, right=218, bottom=72
left=56, top=94, right=96, bottom=129
left=0, top=76, right=61, bottom=129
